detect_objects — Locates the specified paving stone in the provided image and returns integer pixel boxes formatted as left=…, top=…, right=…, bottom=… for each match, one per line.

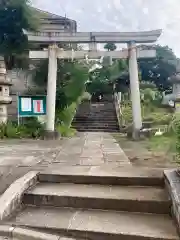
left=0, top=132, right=130, bottom=196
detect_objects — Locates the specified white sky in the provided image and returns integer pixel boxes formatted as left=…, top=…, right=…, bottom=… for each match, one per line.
left=33, top=0, right=180, bottom=57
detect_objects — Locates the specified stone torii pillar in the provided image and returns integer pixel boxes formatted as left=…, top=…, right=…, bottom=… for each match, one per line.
left=128, top=42, right=142, bottom=139
left=46, top=44, right=58, bottom=138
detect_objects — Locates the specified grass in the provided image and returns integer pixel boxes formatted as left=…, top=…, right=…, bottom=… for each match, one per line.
left=147, top=135, right=176, bottom=153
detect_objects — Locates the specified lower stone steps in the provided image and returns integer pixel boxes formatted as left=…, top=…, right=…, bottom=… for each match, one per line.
left=9, top=206, right=178, bottom=240
left=23, top=183, right=170, bottom=214
left=38, top=167, right=164, bottom=186
left=4, top=167, right=179, bottom=240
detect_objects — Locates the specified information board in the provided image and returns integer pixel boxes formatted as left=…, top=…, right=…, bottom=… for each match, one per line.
left=18, top=95, right=46, bottom=117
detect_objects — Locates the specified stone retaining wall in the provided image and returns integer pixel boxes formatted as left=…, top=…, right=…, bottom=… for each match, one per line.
left=164, top=169, right=180, bottom=234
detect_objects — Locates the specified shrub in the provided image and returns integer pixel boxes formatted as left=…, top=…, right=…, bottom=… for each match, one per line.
left=144, top=112, right=172, bottom=125
left=122, top=100, right=172, bottom=126
left=166, top=113, right=180, bottom=160
left=122, top=103, right=132, bottom=124
left=56, top=103, right=77, bottom=127
left=81, top=92, right=91, bottom=102
left=57, top=125, right=76, bottom=137
left=0, top=122, right=21, bottom=139
left=0, top=123, right=6, bottom=138
left=0, top=118, right=45, bottom=139
left=5, top=122, right=20, bottom=138
left=168, top=113, right=180, bottom=134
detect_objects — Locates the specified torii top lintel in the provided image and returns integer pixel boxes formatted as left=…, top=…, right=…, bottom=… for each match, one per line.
left=25, top=29, right=162, bottom=44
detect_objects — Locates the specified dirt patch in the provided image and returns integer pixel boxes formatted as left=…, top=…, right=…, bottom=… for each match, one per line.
left=113, top=134, right=179, bottom=168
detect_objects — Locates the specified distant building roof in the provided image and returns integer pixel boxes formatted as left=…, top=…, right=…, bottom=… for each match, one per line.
left=31, top=7, right=76, bottom=23
left=31, top=7, right=77, bottom=32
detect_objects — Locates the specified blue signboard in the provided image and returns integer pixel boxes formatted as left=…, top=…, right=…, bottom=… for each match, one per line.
left=18, top=95, right=46, bottom=117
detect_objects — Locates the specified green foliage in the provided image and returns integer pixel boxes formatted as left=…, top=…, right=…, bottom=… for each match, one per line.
left=0, top=118, right=45, bottom=139
left=141, top=88, right=163, bottom=107
left=87, top=59, right=129, bottom=95
left=140, top=81, right=156, bottom=90
left=168, top=113, right=180, bottom=134
left=0, top=0, right=38, bottom=55
left=56, top=125, right=76, bottom=137
left=22, top=117, right=45, bottom=138
left=122, top=99, right=172, bottom=126
left=81, top=92, right=91, bottom=101
left=104, top=42, right=117, bottom=51
left=122, top=103, right=132, bottom=124
left=167, top=113, right=180, bottom=159
left=31, top=60, right=89, bottom=111
left=31, top=59, right=89, bottom=136
left=86, top=73, right=112, bottom=95
left=139, top=45, right=177, bottom=91
left=56, top=103, right=77, bottom=127
left=0, top=122, right=20, bottom=138
left=144, top=112, right=172, bottom=126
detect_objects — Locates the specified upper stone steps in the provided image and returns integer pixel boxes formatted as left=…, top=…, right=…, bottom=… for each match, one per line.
left=72, top=100, right=119, bottom=132
left=23, top=182, right=170, bottom=214
left=9, top=206, right=179, bottom=240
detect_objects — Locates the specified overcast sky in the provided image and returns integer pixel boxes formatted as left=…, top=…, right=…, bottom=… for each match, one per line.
left=33, top=0, right=180, bottom=56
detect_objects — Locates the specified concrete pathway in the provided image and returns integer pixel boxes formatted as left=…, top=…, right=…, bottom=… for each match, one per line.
left=0, top=132, right=130, bottom=194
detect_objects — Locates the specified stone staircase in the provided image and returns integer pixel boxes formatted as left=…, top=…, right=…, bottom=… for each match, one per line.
left=72, top=99, right=119, bottom=132
left=7, top=167, right=179, bottom=240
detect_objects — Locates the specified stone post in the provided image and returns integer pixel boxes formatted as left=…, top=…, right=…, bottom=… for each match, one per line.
left=0, top=57, right=12, bottom=123
left=169, top=61, right=180, bottom=113
left=169, top=74, right=180, bottom=113
left=128, top=42, right=142, bottom=139
left=45, top=44, right=58, bottom=139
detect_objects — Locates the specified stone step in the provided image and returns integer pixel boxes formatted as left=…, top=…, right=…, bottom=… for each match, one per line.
left=72, top=126, right=119, bottom=130
left=38, top=167, right=164, bottom=186
left=75, top=129, right=119, bottom=132
left=74, top=115, right=117, bottom=118
left=73, top=120, right=118, bottom=124
left=73, top=117, right=117, bottom=120
left=73, top=121, right=118, bottom=124
left=23, top=183, right=170, bottom=214
left=73, top=128, right=119, bottom=131
left=9, top=206, right=178, bottom=240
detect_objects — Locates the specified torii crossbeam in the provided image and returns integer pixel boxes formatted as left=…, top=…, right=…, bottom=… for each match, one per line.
left=26, top=29, right=162, bottom=139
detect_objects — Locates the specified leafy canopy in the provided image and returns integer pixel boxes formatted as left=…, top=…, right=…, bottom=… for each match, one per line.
left=104, top=42, right=117, bottom=51
left=139, top=45, right=178, bottom=91
left=0, top=0, right=38, bottom=55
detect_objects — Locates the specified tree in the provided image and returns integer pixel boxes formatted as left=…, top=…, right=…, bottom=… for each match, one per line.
left=30, top=59, right=89, bottom=111
left=104, top=42, right=117, bottom=51
left=87, top=59, right=129, bottom=95
left=138, top=45, right=178, bottom=91
left=0, top=0, right=38, bottom=69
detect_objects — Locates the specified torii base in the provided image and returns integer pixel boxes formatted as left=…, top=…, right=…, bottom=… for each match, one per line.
left=43, top=130, right=60, bottom=140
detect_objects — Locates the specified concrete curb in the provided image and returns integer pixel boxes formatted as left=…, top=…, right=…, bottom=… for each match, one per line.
left=0, top=225, right=61, bottom=239
left=164, top=169, right=180, bottom=233
left=0, top=171, right=39, bottom=221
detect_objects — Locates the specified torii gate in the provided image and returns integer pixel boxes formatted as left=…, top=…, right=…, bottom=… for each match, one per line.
left=26, top=30, right=162, bottom=139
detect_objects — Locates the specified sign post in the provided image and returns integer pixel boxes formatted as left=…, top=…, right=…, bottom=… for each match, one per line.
left=17, top=95, right=46, bottom=122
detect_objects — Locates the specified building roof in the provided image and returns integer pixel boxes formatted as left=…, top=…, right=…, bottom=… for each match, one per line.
left=31, top=7, right=76, bottom=23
